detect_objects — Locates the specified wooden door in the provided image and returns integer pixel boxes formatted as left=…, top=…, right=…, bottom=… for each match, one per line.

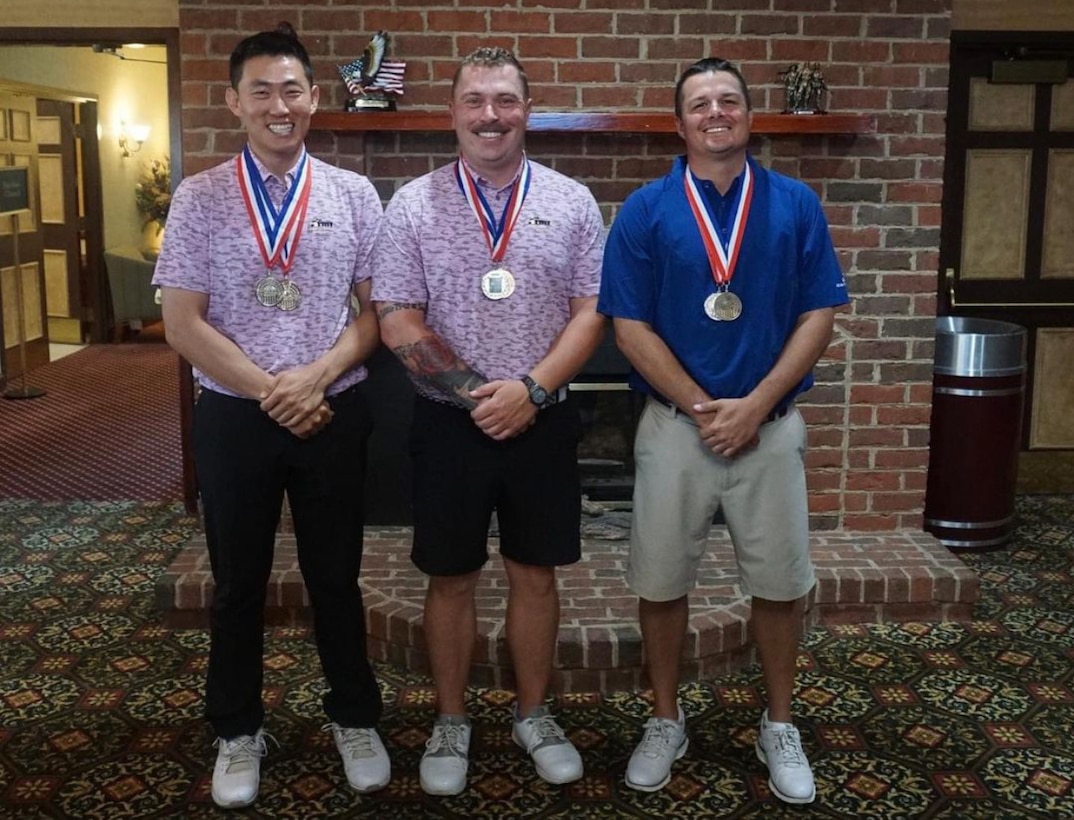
left=0, top=90, right=47, bottom=383
left=940, top=34, right=1074, bottom=485
left=36, top=98, right=83, bottom=344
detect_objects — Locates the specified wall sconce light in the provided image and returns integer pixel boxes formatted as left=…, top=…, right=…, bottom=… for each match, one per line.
left=118, top=122, right=151, bottom=157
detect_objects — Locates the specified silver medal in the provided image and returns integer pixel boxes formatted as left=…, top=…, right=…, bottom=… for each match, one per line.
left=481, top=267, right=516, bottom=300
left=255, top=275, right=283, bottom=307
left=277, top=280, right=302, bottom=311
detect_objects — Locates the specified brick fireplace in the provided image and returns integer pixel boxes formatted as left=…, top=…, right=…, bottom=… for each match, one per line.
left=161, top=0, right=966, bottom=685
left=178, top=0, right=951, bottom=533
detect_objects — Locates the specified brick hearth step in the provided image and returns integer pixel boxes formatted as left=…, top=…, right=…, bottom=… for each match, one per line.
left=156, top=527, right=978, bottom=693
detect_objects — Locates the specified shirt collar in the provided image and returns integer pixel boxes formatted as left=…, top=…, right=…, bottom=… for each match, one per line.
left=460, top=153, right=526, bottom=192
left=246, top=147, right=307, bottom=188
left=683, top=154, right=750, bottom=201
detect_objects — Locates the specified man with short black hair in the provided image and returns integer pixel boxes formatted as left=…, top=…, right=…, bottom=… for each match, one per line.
left=155, top=22, right=389, bottom=808
left=372, top=47, right=605, bottom=796
left=599, top=56, right=848, bottom=803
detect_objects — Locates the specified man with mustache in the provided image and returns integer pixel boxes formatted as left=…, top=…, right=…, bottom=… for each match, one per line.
left=372, top=47, right=605, bottom=796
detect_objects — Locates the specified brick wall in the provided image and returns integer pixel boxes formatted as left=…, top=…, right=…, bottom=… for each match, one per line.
left=178, top=0, right=951, bottom=532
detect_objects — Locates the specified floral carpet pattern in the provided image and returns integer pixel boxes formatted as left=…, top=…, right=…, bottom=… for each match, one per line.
left=2, top=495, right=1073, bottom=818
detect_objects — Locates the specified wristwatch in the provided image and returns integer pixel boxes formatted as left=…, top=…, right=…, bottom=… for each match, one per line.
left=521, top=375, right=549, bottom=408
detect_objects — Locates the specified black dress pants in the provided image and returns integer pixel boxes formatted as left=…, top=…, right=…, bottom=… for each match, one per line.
left=194, top=384, right=382, bottom=738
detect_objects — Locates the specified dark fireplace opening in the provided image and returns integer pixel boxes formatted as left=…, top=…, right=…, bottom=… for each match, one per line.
left=363, top=334, right=641, bottom=524
left=571, top=334, right=640, bottom=502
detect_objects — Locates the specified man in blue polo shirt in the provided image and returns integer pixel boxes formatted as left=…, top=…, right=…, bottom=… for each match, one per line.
left=598, top=57, right=848, bottom=804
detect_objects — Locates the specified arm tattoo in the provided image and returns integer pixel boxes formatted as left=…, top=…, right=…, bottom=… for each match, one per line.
left=376, top=301, right=427, bottom=319
left=394, top=335, right=486, bottom=410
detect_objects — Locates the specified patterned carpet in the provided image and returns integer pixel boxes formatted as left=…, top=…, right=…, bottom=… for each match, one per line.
left=2, top=496, right=1074, bottom=818
left=0, top=344, right=183, bottom=502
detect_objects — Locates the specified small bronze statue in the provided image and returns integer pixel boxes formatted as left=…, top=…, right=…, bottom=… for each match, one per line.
left=779, top=62, right=827, bottom=114
left=338, top=31, right=406, bottom=112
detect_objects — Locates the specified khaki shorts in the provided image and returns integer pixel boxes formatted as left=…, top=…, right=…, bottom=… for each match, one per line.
left=627, top=397, right=815, bottom=602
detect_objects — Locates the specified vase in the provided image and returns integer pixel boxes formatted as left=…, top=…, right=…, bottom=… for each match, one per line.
left=141, top=220, right=164, bottom=259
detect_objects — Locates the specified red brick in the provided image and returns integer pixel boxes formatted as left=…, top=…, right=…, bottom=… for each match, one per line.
left=582, top=36, right=641, bottom=59
left=877, top=405, right=931, bottom=425
left=491, top=10, right=551, bottom=34
left=180, top=8, right=240, bottom=30
left=848, top=429, right=905, bottom=449
left=770, top=40, right=832, bottom=63
left=803, top=14, right=864, bottom=37
left=357, top=10, right=423, bottom=32
left=677, top=13, right=737, bottom=35
left=558, top=62, right=617, bottom=83
left=522, top=36, right=580, bottom=59
left=393, top=34, right=454, bottom=58
left=846, top=471, right=902, bottom=491
left=867, top=16, right=925, bottom=39
left=741, top=13, right=801, bottom=35
left=552, top=12, right=614, bottom=34
left=832, top=41, right=891, bottom=63
left=892, top=42, right=950, bottom=64
left=888, top=182, right=943, bottom=203
left=617, top=13, right=676, bottom=35
left=530, top=85, right=578, bottom=108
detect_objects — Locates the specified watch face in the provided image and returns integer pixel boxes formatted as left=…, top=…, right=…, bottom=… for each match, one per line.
left=530, top=385, right=548, bottom=405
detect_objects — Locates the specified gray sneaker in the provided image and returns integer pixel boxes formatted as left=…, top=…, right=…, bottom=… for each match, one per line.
left=324, top=723, right=391, bottom=793
left=512, top=705, right=583, bottom=784
left=624, top=709, right=688, bottom=792
left=420, top=716, right=471, bottom=796
left=755, top=709, right=815, bottom=804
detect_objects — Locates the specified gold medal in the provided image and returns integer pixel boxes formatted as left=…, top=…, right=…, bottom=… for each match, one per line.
left=481, top=267, right=516, bottom=300
left=255, top=275, right=283, bottom=307
left=277, top=279, right=302, bottom=311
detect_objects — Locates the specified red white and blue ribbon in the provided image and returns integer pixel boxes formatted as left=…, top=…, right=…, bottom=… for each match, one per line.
left=236, top=146, right=312, bottom=273
left=455, top=156, right=531, bottom=263
left=683, top=161, right=753, bottom=289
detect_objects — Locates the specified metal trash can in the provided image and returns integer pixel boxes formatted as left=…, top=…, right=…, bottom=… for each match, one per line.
left=924, top=317, right=1026, bottom=550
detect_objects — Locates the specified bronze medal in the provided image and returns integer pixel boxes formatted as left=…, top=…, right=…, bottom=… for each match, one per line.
left=277, top=279, right=302, bottom=311
left=481, top=267, right=516, bottom=300
left=255, top=275, right=283, bottom=307
left=713, top=290, right=743, bottom=321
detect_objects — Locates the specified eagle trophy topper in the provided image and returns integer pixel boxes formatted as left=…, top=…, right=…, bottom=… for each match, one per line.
left=338, top=31, right=406, bottom=112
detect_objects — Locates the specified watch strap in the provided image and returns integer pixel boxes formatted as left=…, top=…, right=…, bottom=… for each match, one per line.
left=521, top=375, right=551, bottom=407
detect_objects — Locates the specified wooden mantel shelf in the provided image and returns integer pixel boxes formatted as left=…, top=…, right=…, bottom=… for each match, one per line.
left=312, top=111, right=876, bottom=135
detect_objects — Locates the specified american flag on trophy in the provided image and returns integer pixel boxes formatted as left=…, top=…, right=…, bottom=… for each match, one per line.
left=337, top=31, right=406, bottom=110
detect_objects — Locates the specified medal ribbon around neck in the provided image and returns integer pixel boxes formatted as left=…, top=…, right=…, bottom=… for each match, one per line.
left=237, top=146, right=312, bottom=274
left=683, top=161, right=753, bottom=291
left=455, top=156, right=532, bottom=263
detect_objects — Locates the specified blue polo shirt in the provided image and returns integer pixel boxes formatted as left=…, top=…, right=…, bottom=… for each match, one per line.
left=598, top=155, right=847, bottom=405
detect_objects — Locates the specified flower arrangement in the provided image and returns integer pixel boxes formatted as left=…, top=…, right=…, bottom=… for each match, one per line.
left=134, top=157, right=171, bottom=234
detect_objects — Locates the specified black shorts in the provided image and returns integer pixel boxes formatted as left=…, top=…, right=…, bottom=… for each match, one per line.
left=409, top=395, right=583, bottom=576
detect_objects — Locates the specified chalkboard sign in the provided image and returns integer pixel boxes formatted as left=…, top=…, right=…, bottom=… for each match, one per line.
left=0, top=167, right=31, bottom=217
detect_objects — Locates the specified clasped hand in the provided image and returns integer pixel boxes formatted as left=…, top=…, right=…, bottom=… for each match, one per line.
left=260, top=366, right=332, bottom=439
left=692, top=397, right=762, bottom=458
left=469, top=379, right=537, bottom=441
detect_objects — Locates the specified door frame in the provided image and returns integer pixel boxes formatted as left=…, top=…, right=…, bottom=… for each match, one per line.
left=1, top=28, right=184, bottom=344
left=1, top=27, right=196, bottom=512
left=940, top=30, right=1074, bottom=451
